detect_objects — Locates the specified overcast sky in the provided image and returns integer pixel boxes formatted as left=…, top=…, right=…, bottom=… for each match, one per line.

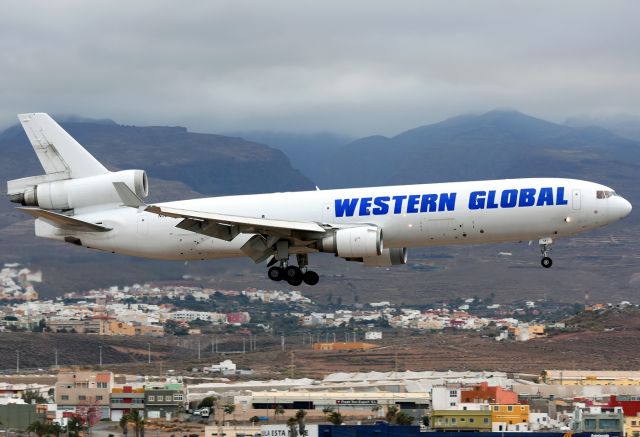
left=1, top=1, right=639, bottom=136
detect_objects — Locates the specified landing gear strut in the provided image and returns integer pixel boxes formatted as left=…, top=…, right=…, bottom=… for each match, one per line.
left=267, top=245, right=320, bottom=286
left=539, top=238, right=553, bottom=268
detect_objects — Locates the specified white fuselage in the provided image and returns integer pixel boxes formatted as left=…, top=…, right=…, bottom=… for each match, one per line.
left=35, top=177, right=632, bottom=261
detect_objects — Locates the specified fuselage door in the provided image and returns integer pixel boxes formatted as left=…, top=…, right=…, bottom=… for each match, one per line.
left=572, top=189, right=582, bottom=210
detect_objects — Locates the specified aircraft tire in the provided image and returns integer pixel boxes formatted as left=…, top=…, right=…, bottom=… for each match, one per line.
left=303, top=271, right=320, bottom=286
left=287, top=277, right=303, bottom=286
left=268, top=266, right=284, bottom=281
left=541, top=257, right=553, bottom=268
left=285, top=265, right=303, bottom=281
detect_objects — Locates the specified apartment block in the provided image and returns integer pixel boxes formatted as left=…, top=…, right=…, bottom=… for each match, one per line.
left=56, top=371, right=113, bottom=418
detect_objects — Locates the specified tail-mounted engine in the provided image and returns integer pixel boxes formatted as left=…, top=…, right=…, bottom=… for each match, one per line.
left=8, top=169, right=148, bottom=210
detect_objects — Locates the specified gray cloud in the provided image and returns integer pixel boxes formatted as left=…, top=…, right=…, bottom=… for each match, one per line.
left=1, top=1, right=639, bottom=136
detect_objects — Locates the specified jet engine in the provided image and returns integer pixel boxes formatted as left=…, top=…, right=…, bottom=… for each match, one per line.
left=9, top=169, right=148, bottom=210
left=363, top=247, right=408, bottom=266
left=318, top=225, right=383, bottom=257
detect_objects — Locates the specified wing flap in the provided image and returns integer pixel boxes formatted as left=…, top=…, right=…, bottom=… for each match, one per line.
left=17, top=207, right=112, bottom=232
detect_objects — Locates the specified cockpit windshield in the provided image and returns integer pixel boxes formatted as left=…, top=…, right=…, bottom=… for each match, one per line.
left=596, top=190, right=618, bottom=199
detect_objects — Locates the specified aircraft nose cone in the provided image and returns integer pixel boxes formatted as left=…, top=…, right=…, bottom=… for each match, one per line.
left=621, top=197, right=633, bottom=218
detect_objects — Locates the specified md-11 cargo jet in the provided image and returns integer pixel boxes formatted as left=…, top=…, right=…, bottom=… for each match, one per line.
left=7, top=113, right=633, bottom=286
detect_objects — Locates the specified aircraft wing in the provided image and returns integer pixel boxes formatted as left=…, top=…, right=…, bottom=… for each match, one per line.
left=17, top=207, right=112, bottom=232
left=145, top=204, right=327, bottom=241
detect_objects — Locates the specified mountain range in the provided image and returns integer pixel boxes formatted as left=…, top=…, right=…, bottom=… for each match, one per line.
left=0, top=110, right=638, bottom=301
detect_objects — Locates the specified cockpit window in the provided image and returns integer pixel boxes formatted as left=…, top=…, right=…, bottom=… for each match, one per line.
left=596, top=190, right=618, bottom=199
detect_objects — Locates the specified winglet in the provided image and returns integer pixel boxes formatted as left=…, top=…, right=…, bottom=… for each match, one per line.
left=113, top=182, right=146, bottom=208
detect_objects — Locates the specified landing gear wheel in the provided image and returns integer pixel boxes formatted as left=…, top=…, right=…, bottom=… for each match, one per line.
left=285, top=265, right=303, bottom=282
left=268, top=266, right=284, bottom=281
left=303, top=270, right=320, bottom=286
left=541, top=257, right=553, bottom=268
left=287, top=276, right=303, bottom=286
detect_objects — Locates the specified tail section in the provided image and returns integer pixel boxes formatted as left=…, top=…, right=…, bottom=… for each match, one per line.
left=7, top=113, right=148, bottom=212
left=18, top=113, right=108, bottom=178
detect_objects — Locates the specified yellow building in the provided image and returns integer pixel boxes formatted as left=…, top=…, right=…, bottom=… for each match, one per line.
left=431, top=410, right=492, bottom=432
left=543, top=370, right=640, bottom=386
left=624, top=416, right=640, bottom=437
left=509, top=324, right=545, bottom=341
left=135, top=324, right=164, bottom=337
left=491, top=404, right=529, bottom=431
left=109, top=321, right=136, bottom=336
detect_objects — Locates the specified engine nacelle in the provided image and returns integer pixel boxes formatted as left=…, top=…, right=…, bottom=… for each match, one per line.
left=363, top=248, right=408, bottom=267
left=10, top=170, right=148, bottom=210
left=318, top=225, right=383, bottom=258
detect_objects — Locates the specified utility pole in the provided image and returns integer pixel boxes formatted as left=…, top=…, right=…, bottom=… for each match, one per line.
left=197, top=340, right=201, bottom=360
left=281, top=333, right=285, bottom=352
left=99, top=346, right=102, bottom=366
left=394, top=352, right=398, bottom=372
left=54, top=348, right=58, bottom=368
left=243, top=338, right=246, bottom=353
left=147, top=343, right=151, bottom=364
left=290, top=351, right=294, bottom=378
left=333, top=332, right=336, bottom=343
left=16, top=350, right=19, bottom=374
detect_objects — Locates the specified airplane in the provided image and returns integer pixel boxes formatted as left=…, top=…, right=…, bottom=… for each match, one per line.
left=6, top=113, right=633, bottom=286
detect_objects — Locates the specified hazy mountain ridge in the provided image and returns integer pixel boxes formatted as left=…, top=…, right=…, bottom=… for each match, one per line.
left=311, top=111, right=640, bottom=219
left=565, top=114, right=640, bottom=142
left=224, top=131, right=353, bottom=184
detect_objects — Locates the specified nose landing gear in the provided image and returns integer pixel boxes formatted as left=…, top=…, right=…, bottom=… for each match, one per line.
left=539, top=237, right=553, bottom=268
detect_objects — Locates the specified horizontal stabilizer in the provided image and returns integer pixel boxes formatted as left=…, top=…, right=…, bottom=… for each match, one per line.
left=17, top=207, right=112, bottom=232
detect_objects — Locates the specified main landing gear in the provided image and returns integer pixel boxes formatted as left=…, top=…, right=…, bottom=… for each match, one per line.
left=539, top=237, right=553, bottom=268
left=268, top=252, right=320, bottom=286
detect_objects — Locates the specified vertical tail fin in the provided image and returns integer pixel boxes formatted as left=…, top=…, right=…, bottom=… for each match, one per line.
left=18, top=113, right=108, bottom=179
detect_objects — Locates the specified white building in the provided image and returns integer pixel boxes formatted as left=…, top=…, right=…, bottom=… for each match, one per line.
left=364, top=331, right=382, bottom=340
left=431, top=386, right=461, bottom=410
left=203, top=360, right=237, bottom=374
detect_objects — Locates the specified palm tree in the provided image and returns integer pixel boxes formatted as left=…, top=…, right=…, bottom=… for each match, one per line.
left=322, top=406, right=334, bottom=414
left=385, top=405, right=399, bottom=423
left=120, top=413, right=130, bottom=436
left=286, top=417, right=298, bottom=437
left=295, top=409, right=307, bottom=436
left=326, top=411, right=344, bottom=425
left=274, top=405, right=285, bottom=423
left=128, top=410, right=145, bottom=437
left=26, top=421, right=47, bottom=437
